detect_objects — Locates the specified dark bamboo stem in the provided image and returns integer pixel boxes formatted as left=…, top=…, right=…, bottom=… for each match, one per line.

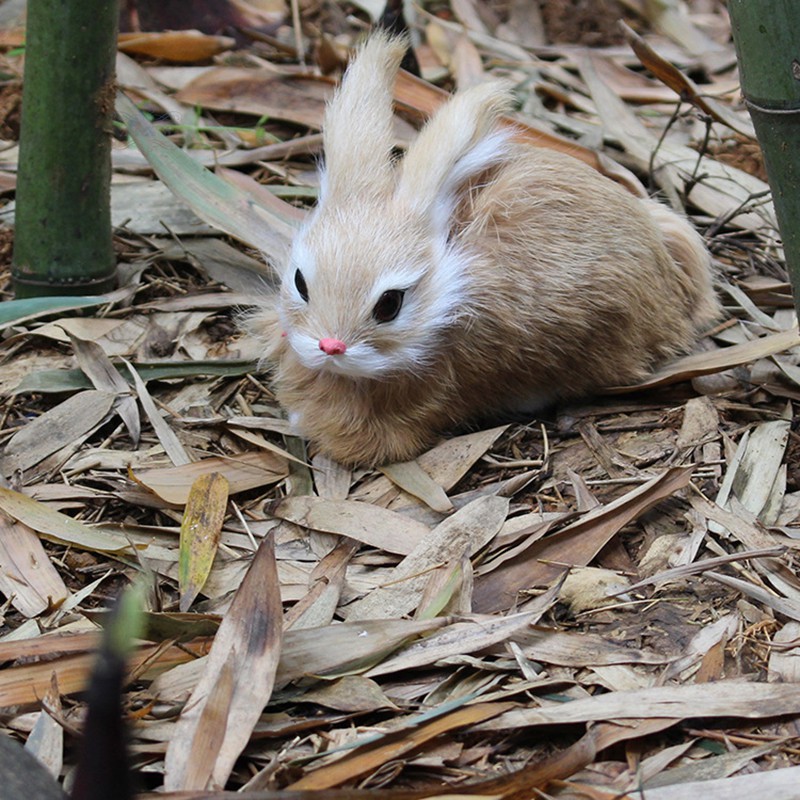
left=12, top=0, right=120, bottom=297
left=729, top=1, right=800, bottom=322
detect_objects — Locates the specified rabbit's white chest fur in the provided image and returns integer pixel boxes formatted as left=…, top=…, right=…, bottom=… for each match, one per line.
left=246, top=33, right=720, bottom=467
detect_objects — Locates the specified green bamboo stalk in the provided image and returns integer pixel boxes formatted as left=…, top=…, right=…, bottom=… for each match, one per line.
left=11, top=0, right=120, bottom=297
left=729, top=1, right=800, bottom=322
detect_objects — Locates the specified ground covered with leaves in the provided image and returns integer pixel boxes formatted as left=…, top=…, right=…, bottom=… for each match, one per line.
left=1, top=1, right=800, bottom=798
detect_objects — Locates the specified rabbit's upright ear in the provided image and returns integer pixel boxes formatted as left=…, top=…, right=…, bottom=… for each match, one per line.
left=320, top=32, right=407, bottom=201
left=396, top=82, right=512, bottom=232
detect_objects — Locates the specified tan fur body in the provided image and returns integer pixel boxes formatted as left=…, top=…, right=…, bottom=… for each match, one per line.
left=245, top=34, right=720, bottom=466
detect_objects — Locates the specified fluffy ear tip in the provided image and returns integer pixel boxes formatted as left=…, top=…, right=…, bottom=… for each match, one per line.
left=459, top=80, right=515, bottom=116
left=352, top=28, right=409, bottom=67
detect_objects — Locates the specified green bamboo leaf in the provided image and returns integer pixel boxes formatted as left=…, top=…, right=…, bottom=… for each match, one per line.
left=116, top=91, right=298, bottom=266
left=12, top=360, right=260, bottom=395
left=0, top=295, right=112, bottom=327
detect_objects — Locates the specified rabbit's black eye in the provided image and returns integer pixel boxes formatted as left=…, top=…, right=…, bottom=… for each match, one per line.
left=372, top=289, right=405, bottom=323
left=294, top=269, right=309, bottom=302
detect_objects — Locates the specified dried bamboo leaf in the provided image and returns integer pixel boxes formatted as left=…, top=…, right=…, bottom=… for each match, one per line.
left=0, top=630, right=99, bottom=662
left=180, top=660, right=235, bottom=791
left=640, top=763, right=800, bottom=800
left=768, top=622, right=800, bottom=683
left=473, top=466, right=694, bottom=612
left=277, top=617, right=449, bottom=684
left=0, top=487, right=143, bottom=554
left=578, top=53, right=773, bottom=229
left=67, top=331, right=140, bottom=445
left=353, top=427, right=508, bottom=507
left=288, top=701, right=515, bottom=790
left=1, top=390, right=115, bottom=476
left=614, top=328, right=800, bottom=390
left=367, top=594, right=559, bottom=679
left=0, top=515, right=69, bottom=617
left=0, top=642, right=200, bottom=707
left=512, top=628, right=667, bottom=668
left=477, top=681, right=800, bottom=731
left=640, top=0, right=728, bottom=61
left=24, top=673, right=63, bottom=780
left=415, top=558, right=469, bottom=619
left=178, top=473, right=229, bottom=611
left=164, top=536, right=282, bottom=790
left=662, top=612, right=739, bottom=682
left=706, top=571, right=800, bottom=623
left=379, top=460, right=454, bottom=513
left=118, top=30, right=234, bottom=61
left=124, top=360, right=190, bottom=467
left=151, top=617, right=448, bottom=703
left=116, top=91, right=295, bottom=264
left=395, top=32, right=646, bottom=195
left=298, top=675, right=398, bottom=713
left=132, top=450, right=288, bottom=506
left=642, top=741, right=785, bottom=791
left=344, top=496, right=509, bottom=621
left=715, top=418, right=790, bottom=525
left=267, top=496, right=431, bottom=555
left=284, top=539, right=358, bottom=630
left=621, top=22, right=754, bottom=138
left=311, top=451, right=352, bottom=500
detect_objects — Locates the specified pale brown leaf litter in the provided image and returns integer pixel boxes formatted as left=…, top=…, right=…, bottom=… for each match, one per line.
left=2, top=2, right=800, bottom=797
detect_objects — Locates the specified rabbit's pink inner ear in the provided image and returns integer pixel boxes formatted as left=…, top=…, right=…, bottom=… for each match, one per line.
left=394, top=81, right=513, bottom=229
left=407, top=129, right=513, bottom=236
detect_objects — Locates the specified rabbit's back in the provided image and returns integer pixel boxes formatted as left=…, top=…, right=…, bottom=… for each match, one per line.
left=440, top=144, right=718, bottom=415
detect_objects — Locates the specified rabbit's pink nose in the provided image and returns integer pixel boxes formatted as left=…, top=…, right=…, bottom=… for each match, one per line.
left=319, top=338, right=347, bottom=355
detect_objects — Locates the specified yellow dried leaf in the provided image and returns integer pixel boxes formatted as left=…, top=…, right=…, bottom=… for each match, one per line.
left=179, top=472, right=229, bottom=612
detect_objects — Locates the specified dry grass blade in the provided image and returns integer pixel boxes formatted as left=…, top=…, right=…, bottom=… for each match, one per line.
left=165, top=536, right=282, bottom=790
left=179, top=472, right=229, bottom=611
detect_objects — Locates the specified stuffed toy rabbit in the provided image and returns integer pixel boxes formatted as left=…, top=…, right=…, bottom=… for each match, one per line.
left=245, top=32, right=719, bottom=466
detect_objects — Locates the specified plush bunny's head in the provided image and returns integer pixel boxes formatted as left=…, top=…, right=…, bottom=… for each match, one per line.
left=278, top=33, right=512, bottom=380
